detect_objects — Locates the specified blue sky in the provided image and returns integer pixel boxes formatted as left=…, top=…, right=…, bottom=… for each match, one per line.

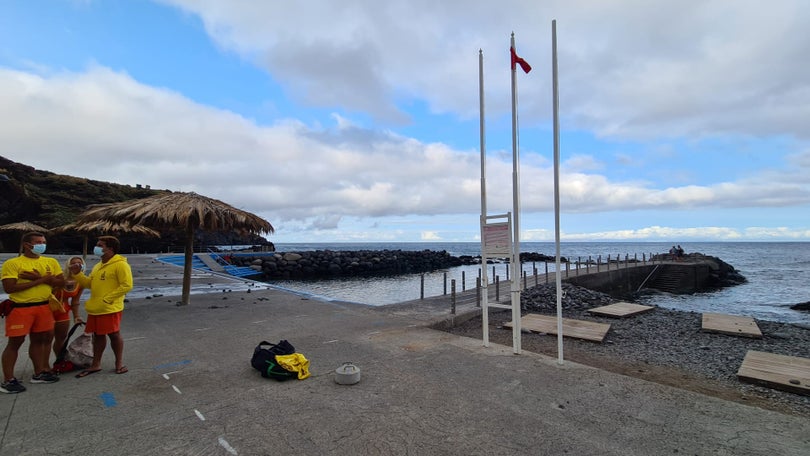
left=1, top=0, right=809, bottom=243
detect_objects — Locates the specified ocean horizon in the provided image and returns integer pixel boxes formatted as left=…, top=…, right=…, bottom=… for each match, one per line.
left=257, top=241, right=810, bottom=325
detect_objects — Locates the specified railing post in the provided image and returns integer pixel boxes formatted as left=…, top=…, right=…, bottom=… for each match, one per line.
left=420, top=274, right=425, bottom=300
left=523, top=270, right=527, bottom=290
left=545, top=261, right=549, bottom=283
left=476, top=277, right=481, bottom=307
left=443, top=272, right=448, bottom=295
left=495, top=275, right=500, bottom=302
left=576, top=257, right=580, bottom=276
left=462, top=270, right=466, bottom=291
left=534, top=266, right=538, bottom=286
left=505, top=262, right=510, bottom=281
left=451, top=279, right=456, bottom=314
left=492, top=265, right=496, bottom=283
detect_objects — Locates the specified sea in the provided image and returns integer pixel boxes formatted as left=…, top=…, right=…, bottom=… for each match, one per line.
left=253, top=241, right=810, bottom=325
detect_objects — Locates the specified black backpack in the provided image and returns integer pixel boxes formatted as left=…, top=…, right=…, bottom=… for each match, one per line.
left=250, top=340, right=297, bottom=381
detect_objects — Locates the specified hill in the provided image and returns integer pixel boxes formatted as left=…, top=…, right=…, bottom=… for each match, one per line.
left=0, top=156, right=271, bottom=253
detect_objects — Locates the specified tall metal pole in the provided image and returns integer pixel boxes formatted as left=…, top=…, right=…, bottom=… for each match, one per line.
left=552, top=20, right=564, bottom=365
left=510, top=32, right=522, bottom=354
left=479, top=49, right=491, bottom=347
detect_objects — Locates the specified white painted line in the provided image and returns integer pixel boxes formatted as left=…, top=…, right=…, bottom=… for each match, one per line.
left=163, top=370, right=182, bottom=376
left=194, top=327, right=212, bottom=332
left=323, top=339, right=339, bottom=344
left=172, top=385, right=182, bottom=394
left=125, top=336, right=146, bottom=341
left=195, top=409, right=206, bottom=421
left=251, top=320, right=267, bottom=324
left=162, top=373, right=170, bottom=380
left=218, top=437, right=238, bottom=455
left=366, top=331, right=381, bottom=336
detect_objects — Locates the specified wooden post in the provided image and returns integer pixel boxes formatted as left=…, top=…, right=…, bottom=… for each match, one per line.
left=451, top=279, right=456, bottom=314
left=476, top=277, right=481, bottom=307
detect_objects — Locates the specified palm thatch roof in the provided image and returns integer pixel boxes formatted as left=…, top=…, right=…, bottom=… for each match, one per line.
left=54, top=221, right=161, bottom=237
left=0, top=221, right=50, bottom=233
left=77, top=191, right=273, bottom=235
left=75, top=191, right=274, bottom=305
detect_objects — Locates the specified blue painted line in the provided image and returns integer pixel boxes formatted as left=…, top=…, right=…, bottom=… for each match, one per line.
left=153, top=359, right=192, bottom=370
left=100, top=392, right=117, bottom=407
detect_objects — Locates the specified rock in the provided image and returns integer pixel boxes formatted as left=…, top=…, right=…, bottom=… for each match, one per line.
left=790, top=301, right=810, bottom=311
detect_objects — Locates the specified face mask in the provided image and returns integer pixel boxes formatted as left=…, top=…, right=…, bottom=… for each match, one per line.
left=31, top=243, right=46, bottom=255
left=71, top=263, right=85, bottom=273
left=93, top=246, right=105, bottom=256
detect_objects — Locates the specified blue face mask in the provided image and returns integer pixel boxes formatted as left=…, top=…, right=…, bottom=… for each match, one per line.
left=93, top=246, right=104, bottom=256
left=31, top=243, right=46, bottom=255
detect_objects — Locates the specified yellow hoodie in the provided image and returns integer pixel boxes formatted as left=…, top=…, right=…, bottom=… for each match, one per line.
left=74, top=254, right=133, bottom=315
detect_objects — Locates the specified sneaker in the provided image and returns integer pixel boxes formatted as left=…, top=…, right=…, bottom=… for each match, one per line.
left=30, top=371, right=60, bottom=384
left=0, top=378, right=26, bottom=394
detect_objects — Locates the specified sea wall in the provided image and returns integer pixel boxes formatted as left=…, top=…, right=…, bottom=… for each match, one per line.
left=231, top=249, right=478, bottom=279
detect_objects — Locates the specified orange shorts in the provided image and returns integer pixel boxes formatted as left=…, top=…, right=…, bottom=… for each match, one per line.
left=5, top=304, right=55, bottom=338
left=85, top=312, right=122, bottom=335
left=53, top=304, right=73, bottom=323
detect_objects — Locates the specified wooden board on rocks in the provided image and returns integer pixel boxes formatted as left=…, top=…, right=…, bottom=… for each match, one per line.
left=737, top=350, right=810, bottom=396
left=587, top=302, right=654, bottom=318
left=701, top=312, right=762, bottom=338
left=504, top=314, right=610, bottom=343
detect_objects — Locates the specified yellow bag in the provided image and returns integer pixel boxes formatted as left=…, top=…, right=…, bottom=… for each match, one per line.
left=48, top=293, right=65, bottom=313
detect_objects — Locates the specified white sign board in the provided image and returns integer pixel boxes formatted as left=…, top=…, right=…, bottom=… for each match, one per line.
left=483, top=222, right=512, bottom=257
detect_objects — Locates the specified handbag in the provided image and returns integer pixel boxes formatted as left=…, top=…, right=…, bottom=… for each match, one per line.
left=250, top=340, right=297, bottom=381
left=48, top=292, right=66, bottom=313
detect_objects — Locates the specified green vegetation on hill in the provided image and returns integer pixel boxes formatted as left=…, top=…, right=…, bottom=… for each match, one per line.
left=0, top=156, right=270, bottom=253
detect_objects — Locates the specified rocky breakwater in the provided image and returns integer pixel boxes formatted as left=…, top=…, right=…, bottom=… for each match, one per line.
left=231, top=249, right=478, bottom=280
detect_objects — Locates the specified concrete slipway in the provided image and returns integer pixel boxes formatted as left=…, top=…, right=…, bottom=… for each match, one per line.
left=0, top=255, right=807, bottom=455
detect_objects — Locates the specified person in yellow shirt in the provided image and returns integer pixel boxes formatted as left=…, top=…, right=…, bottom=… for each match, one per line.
left=71, top=236, right=133, bottom=378
left=1, top=232, right=65, bottom=393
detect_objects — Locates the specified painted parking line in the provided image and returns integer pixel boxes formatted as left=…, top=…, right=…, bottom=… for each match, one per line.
left=153, top=359, right=192, bottom=370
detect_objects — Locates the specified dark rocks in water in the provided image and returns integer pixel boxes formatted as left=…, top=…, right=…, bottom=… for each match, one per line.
left=791, top=301, right=810, bottom=312
left=232, top=249, right=476, bottom=280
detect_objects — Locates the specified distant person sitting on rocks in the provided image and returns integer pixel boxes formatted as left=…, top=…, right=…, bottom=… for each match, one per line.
left=676, top=245, right=685, bottom=259
left=669, top=246, right=677, bottom=260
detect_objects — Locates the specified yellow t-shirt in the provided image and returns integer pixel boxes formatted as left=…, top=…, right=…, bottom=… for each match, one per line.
left=1, top=255, right=63, bottom=303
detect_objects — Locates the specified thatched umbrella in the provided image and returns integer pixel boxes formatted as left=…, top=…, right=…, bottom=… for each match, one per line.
left=0, top=221, right=50, bottom=253
left=54, top=221, right=161, bottom=260
left=76, top=191, right=274, bottom=305
left=0, top=221, right=50, bottom=233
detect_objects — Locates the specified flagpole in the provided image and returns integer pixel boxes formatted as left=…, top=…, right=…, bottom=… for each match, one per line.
left=479, top=49, right=491, bottom=347
left=510, top=32, right=522, bottom=355
left=552, top=19, right=564, bottom=365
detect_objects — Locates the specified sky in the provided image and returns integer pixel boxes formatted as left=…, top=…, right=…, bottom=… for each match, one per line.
left=1, top=0, right=809, bottom=244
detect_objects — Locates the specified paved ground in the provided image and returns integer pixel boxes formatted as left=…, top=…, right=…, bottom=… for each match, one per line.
left=0, top=254, right=808, bottom=455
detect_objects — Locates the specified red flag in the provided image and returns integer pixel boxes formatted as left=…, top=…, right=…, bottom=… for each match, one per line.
left=510, top=46, right=531, bottom=73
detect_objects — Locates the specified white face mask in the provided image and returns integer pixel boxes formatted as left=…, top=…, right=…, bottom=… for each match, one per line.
left=31, top=243, right=47, bottom=255
left=93, top=246, right=105, bottom=256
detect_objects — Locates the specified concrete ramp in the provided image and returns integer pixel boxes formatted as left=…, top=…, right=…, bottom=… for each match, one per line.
left=737, top=350, right=810, bottom=396
left=197, top=253, right=225, bottom=272
left=701, top=312, right=762, bottom=338
left=588, top=302, right=654, bottom=318
left=504, top=313, right=611, bottom=342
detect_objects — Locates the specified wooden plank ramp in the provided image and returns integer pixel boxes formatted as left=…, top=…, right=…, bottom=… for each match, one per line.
left=504, top=314, right=610, bottom=343
left=587, top=302, right=654, bottom=318
left=701, top=312, right=762, bottom=338
left=737, top=350, right=810, bottom=396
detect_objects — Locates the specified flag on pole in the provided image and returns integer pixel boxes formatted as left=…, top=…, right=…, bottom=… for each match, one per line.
left=510, top=46, right=532, bottom=73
